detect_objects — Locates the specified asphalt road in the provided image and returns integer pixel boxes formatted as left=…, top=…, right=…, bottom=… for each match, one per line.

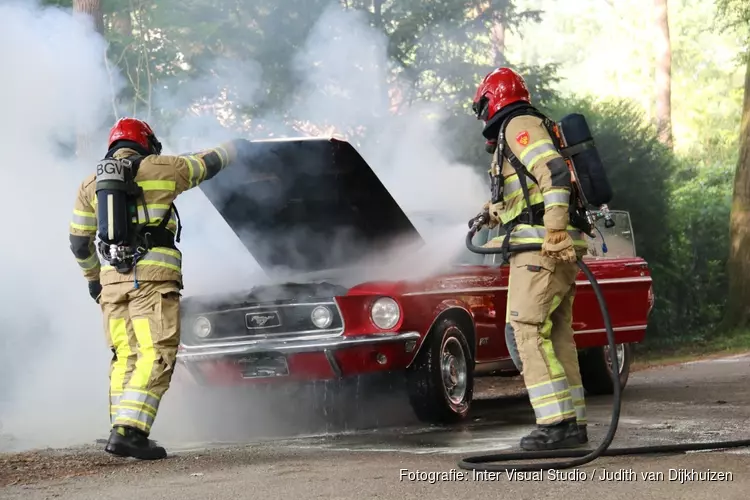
left=3, top=352, right=750, bottom=499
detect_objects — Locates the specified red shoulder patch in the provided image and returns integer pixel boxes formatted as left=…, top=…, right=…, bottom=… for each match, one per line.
left=516, top=130, right=530, bottom=146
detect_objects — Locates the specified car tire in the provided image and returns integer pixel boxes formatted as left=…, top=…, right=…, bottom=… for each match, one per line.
left=578, top=343, right=632, bottom=396
left=406, top=317, right=474, bottom=424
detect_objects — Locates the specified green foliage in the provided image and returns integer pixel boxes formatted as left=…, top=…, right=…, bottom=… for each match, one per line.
left=716, top=0, right=750, bottom=30
left=652, top=161, right=734, bottom=340
left=542, top=95, right=734, bottom=344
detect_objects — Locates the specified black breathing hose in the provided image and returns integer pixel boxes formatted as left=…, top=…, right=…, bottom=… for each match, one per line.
left=458, top=224, right=750, bottom=472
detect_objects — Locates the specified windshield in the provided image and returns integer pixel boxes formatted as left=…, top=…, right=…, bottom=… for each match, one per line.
left=584, top=210, right=637, bottom=259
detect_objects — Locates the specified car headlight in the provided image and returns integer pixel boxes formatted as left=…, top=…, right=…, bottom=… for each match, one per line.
left=193, top=316, right=212, bottom=338
left=370, top=297, right=400, bottom=330
left=311, top=305, right=333, bottom=329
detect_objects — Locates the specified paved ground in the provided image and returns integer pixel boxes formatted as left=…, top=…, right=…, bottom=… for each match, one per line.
left=2, top=352, right=750, bottom=499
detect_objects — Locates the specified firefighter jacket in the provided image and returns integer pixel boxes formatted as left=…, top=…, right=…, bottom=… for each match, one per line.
left=69, top=142, right=238, bottom=286
left=488, top=113, right=589, bottom=250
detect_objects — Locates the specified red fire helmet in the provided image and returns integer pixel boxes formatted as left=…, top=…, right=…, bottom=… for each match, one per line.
left=472, top=67, right=531, bottom=123
left=108, top=117, right=161, bottom=153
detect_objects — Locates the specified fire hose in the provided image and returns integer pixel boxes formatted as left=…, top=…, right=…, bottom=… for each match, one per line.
left=457, top=216, right=750, bottom=473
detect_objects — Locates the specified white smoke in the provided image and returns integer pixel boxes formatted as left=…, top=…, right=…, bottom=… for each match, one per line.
left=0, top=0, right=125, bottom=449
left=0, top=0, right=488, bottom=451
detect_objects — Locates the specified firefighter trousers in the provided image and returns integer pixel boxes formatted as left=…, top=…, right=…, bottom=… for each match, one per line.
left=99, top=280, right=182, bottom=435
left=506, top=250, right=586, bottom=426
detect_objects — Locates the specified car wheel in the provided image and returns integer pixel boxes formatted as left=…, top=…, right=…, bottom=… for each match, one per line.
left=406, top=317, right=474, bottom=424
left=578, top=343, right=632, bottom=396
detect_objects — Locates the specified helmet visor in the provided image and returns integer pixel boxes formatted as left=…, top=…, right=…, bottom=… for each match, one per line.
left=472, top=94, right=490, bottom=121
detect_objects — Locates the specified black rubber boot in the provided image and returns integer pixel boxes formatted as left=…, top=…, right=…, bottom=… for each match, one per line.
left=578, top=424, right=588, bottom=444
left=105, top=425, right=167, bottom=460
left=520, top=418, right=583, bottom=451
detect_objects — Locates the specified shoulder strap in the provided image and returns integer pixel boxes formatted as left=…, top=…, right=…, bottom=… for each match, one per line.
left=126, top=155, right=144, bottom=176
left=169, top=203, right=182, bottom=243
left=497, top=109, right=545, bottom=222
left=126, top=154, right=182, bottom=244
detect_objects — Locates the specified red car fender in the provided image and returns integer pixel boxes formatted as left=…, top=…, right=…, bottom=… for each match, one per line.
left=401, top=297, right=476, bottom=368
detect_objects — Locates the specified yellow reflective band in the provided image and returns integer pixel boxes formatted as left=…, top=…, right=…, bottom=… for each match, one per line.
left=70, top=222, right=97, bottom=232
left=113, top=388, right=160, bottom=431
left=519, top=139, right=559, bottom=171
left=215, top=146, right=229, bottom=167
left=76, top=252, right=100, bottom=270
left=129, top=318, right=157, bottom=389
left=526, top=376, right=568, bottom=391
left=537, top=410, right=577, bottom=425
left=182, top=155, right=206, bottom=188
left=532, top=396, right=576, bottom=422
left=570, top=384, right=586, bottom=421
left=114, top=402, right=157, bottom=418
left=487, top=225, right=590, bottom=248
left=541, top=295, right=563, bottom=337
left=529, top=151, right=559, bottom=171
left=530, top=389, right=572, bottom=404
left=135, top=260, right=180, bottom=272
left=499, top=191, right=545, bottom=224
left=542, top=339, right=565, bottom=379
left=527, top=376, right=570, bottom=401
left=135, top=204, right=172, bottom=224
left=101, top=247, right=182, bottom=273
left=502, top=172, right=546, bottom=202
left=543, top=188, right=570, bottom=208
left=125, top=387, right=161, bottom=401
left=71, top=209, right=96, bottom=229
left=109, top=318, right=131, bottom=409
left=519, top=139, right=555, bottom=160
left=112, top=415, right=152, bottom=433
left=137, top=180, right=176, bottom=191
left=539, top=295, right=566, bottom=379
left=508, top=225, right=590, bottom=248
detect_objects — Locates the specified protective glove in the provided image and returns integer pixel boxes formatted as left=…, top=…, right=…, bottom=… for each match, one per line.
left=486, top=201, right=503, bottom=229
left=88, top=280, right=102, bottom=304
left=468, top=203, right=491, bottom=229
left=541, top=229, right=577, bottom=263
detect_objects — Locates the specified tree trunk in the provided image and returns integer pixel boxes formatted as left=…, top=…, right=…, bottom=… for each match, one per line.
left=653, top=0, right=673, bottom=148
left=372, top=0, right=383, bottom=26
left=490, top=14, right=506, bottom=66
left=73, top=0, right=104, bottom=160
left=74, top=0, right=104, bottom=35
left=111, top=11, right=132, bottom=36
left=724, top=55, right=750, bottom=329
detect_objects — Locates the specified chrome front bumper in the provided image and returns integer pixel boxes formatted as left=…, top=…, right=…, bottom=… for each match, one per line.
left=176, top=331, right=422, bottom=363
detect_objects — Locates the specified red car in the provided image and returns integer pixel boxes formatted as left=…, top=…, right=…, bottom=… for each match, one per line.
left=175, top=137, right=654, bottom=424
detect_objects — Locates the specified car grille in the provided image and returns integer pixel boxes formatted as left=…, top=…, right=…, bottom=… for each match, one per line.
left=182, top=302, right=344, bottom=344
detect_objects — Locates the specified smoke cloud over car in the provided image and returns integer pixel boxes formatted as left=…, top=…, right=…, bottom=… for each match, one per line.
left=0, top=0, right=488, bottom=451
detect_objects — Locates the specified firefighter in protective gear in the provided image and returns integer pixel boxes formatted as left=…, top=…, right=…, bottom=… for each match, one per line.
left=469, top=67, right=590, bottom=451
left=69, top=117, right=253, bottom=460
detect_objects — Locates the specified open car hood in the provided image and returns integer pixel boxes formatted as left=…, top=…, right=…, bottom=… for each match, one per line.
left=198, top=137, right=424, bottom=273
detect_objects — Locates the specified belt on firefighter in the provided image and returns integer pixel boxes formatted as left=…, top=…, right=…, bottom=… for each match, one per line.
left=498, top=203, right=545, bottom=264
left=142, top=226, right=178, bottom=250
left=504, top=203, right=545, bottom=230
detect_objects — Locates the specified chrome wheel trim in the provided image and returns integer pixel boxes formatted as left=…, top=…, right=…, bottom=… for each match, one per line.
left=441, top=332, right=468, bottom=405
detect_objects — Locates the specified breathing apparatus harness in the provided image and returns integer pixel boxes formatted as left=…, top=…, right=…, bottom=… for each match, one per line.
left=94, top=144, right=182, bottom=287
left=482, top=103, right=615, bottom=265
left=457, top=109, right=750, bottom=473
